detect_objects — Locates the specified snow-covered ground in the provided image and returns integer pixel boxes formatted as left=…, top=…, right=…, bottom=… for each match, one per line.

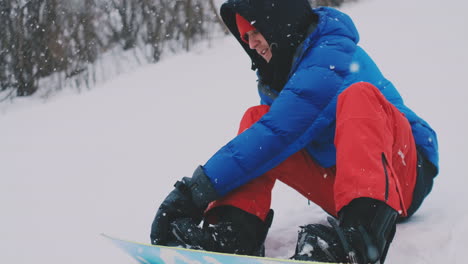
left=1, top=0, right=467, bottom=263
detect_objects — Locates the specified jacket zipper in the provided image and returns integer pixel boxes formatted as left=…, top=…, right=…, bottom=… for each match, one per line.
left=381, top=153, right=390, bottom=201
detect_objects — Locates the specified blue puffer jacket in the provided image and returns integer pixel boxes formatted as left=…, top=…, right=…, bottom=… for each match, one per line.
left=204, top=7, right=439, bottom=196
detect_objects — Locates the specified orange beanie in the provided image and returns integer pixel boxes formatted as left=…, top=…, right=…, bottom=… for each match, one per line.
left=236, top=13, right=255, bottom=43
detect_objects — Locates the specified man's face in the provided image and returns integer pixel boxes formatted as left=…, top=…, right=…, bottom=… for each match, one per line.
left=244, top=30, right=272, bottom=63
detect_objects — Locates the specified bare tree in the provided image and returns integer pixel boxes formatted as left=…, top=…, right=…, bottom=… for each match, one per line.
left=0, top=0, right=227, bottom=99
left=140, top=0, right=164, bottom=62
left=208, top=0, right=226, bottom=33
left=112, top=0, right=142, bottom=50
left=13, top=0, right=43, bottom=96
left=310, top=0, right=357, bottom=7
left=0, top=1, right=13, bottom=94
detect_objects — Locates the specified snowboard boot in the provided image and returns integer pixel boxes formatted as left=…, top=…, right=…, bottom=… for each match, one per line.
left=293, top=198, right=398, bottom=264
left=166, top=206, right=274, bottom=256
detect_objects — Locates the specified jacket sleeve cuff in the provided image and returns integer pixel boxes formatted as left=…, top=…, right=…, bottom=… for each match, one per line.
left=183, top=166, right=220, bottom=210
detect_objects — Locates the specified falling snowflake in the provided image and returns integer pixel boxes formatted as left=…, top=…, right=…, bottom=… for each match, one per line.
left=350, top=62, right=360, bottom=73
left=398, top=150, right=407, bottom=166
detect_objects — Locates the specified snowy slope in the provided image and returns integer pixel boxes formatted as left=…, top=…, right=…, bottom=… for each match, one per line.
left=1, top=0, right=467, bottom=263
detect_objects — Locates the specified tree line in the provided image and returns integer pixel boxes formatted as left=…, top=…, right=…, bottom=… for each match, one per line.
left=0, top=0, right=354, bottom=101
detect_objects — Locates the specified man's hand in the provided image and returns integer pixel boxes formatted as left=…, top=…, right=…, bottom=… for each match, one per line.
left=150, top=166, right=219, bottom=245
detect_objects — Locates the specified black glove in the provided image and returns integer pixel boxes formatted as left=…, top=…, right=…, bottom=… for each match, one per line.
left=150, top=166, right=219, bottom=245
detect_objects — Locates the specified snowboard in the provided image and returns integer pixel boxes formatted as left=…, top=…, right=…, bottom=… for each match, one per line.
left=103, top=234, right=332, bottom=264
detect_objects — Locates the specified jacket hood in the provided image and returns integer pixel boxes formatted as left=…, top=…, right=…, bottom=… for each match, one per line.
left=307, top=7, right=359, bottom=45
left=221, top=2, right=361, bottom=92
left=220, top=0, right=317, bottom=91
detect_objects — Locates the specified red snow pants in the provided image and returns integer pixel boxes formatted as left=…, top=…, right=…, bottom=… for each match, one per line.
left=205, top=82, right=417, bottom=221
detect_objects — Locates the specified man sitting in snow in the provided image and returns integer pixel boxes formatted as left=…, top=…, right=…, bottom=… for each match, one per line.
left=150, top=0, right=439, bottom=263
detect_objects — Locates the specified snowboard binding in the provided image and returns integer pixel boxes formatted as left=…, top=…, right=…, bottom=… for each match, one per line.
left=293, top=198, right=398, bottom=264
left=167, top=206, right=274, bottom=257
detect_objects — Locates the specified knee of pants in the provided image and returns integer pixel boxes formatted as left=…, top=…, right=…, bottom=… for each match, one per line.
left=238, top=105, right=270, bottom=134
left=335, top=82, right=418, bottom=216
